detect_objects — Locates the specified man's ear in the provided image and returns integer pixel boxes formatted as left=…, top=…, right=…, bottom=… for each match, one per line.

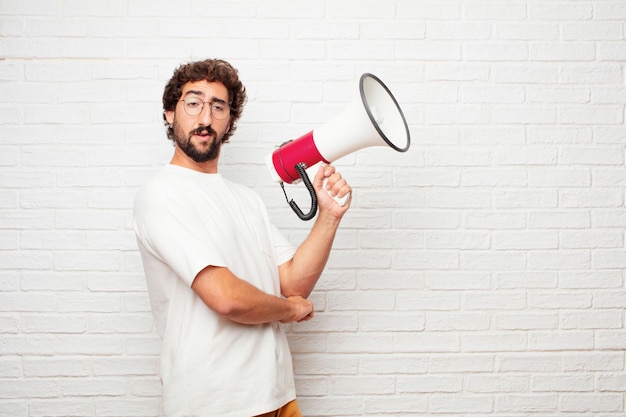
left=165, top=110, right=175, bottom=125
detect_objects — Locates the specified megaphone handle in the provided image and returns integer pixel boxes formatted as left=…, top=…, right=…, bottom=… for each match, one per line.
left=286, top=163, right=318, bottom=221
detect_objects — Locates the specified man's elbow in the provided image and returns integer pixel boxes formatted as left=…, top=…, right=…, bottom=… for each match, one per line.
left=280, top=281, right=313, bottom=299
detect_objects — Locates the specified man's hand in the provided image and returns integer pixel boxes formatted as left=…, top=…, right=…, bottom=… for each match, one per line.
left=281, top=296, right=314, bottom=323
left=314, top=165, right=352, bottom=218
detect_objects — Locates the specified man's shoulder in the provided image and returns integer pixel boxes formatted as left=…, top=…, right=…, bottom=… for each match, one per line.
left=134, top=166, right=181, bottom=208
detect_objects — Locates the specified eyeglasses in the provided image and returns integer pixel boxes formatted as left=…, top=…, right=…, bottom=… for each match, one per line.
left=179, top=97, right=231, bottom=120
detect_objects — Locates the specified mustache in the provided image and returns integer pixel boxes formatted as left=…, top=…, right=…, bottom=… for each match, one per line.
left=190, top=126, right=217, bottom=136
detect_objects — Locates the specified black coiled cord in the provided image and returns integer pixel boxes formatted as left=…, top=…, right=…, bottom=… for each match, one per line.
left=280, top=163, right=318, bottom=221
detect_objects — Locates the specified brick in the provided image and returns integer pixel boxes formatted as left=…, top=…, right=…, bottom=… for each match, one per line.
left=327, top=291, right=395, bottom=311
left=430, top=395, right=493, bottom=413
left=397, top=375, right=462, bottom=393
left=497, top=353, right=562, bottom=373
left=465, top=211, right=527, bottom=230
left=23, top=357, right=90, bottom=377
left=91, top=357, right=158, bottom=377
left=528, top=292, right=592, bottom=309
left=21, top=314, right=86, bottom=333
left=94, top=398, right=160, bottom=417
left=594, top=250, right=626, bottom=269
left=561, top=310, right=623, bottom=330
left=430, top=354, right=494, bottom=373
left=593, top=291, right=626, bottom=308
left=461, top=250, right=527, bottom=271
left=528, top=86, right=590, bottom=104
left=428, top=22, right=490, bottom=40
left=528, top=331, right=594, bottom=351
left=425, top=189, right=492, bottom=209
left=426, top=63, right=490, bottom=81
left=461, top=168, right=527, bottom=186
left=560, top=230, right=623, bottom=249
left=464, top=292, right=527, bottom=310
left=598, top=42, right=626, bottom=61
left=362, top=395, right=428, bottom=414
left=563, top=352, right=624, bottom=372
left=395, top=210, right=461, bottom=230
left=425, top=104, right=489, bottom=124
left=465, top=2, right=526, bottom=20
left=531, top=374, right=593, bottom=392
left=298, top=397, right=362, bottom=416
left=495, top=272, right=558, bottom=289
left=426, top=312, right=490, bottom=331
left=293, top=353, right=359, bottom=376
left=331, top=375, right=395, bottom=395
left=88, top=314, right=153, bottom=334
left=0, top=400, right=27, bottom=416
left=400, top=40, right=463, bottom=60
left=496, top=313, right=559, bottom=330
left=562, top=23, right=623, bottom=41
left=293, top=313, right=358, bottom=333
left=29, top=399, right=94, bottom=417
left=528, top=3, right=592, bottom=20
left=397, top=1, right=461, bottom=19
left=462, top=127, right=526, bottom=146
left=560, top=105, right=624, bottom=125
left=494, top=394, right=558, bottom=412
left=426, top=272, right=490, bottom=290
left=493, top=190, right=557, bottom=209
left=394, top=250, right=459, bottom=270
left=395, top=332, right=461, bottom=353
left=492, top=105, right=557, bottom=124
left=529, top=210, right=590, bottom=229
left=467, top=374, right=529, bottom=393
left=559, top=268, right=621, bottom=289
left=462, top=85, right=525, bottom=104
left=596, top=373, right=626, bottom=392
left=359, top=230, right=425, bottom=249
left=0, top=292, right=57, bottom=313
left=528, top=126, right=592, bottom=144
left=397, top=292, right=460, bottom=311
left=493, top=231, right=558, bottom=250
left=496, top=23, right=559, bottom=41
left=0, top=315, right=19, bottom=333
left=560, top=393, right=624, bottom=412
left=359, top=270, right=425, bottom=291
left=530, top=42, right=596, bottom=61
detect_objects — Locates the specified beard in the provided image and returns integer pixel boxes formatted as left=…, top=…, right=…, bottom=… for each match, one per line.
left=172, top=119, right=224, bottom=163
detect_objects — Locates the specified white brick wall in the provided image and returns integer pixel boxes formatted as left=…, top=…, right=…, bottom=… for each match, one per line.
left=1, top=0, right=625, bottom=416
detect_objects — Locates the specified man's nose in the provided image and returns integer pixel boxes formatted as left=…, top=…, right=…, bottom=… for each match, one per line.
left=198, top=104, right=213, bottom=124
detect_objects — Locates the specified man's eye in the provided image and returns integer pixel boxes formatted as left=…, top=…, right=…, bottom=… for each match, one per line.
left=187, top=100, right=201, bottom=108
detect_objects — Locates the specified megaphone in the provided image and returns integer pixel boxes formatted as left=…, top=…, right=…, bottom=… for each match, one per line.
left=266, top=73, right=410, bottom=220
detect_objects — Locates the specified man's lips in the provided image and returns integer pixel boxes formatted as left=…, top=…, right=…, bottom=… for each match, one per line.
left=190, top=127, right=216, bottom=141
left=193, top=132, right=212, bottom=138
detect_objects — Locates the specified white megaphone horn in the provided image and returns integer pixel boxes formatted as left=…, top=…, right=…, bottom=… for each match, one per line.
left=266, top=73, right=411, bottom=220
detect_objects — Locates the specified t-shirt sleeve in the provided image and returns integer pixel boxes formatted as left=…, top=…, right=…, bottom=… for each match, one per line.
left=134, top=187, right=226, bottom=287
left=271, top=223, right=296, bottom=266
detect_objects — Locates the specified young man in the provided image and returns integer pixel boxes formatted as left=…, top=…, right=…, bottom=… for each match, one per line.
left=133, top=59, right=351, bottom=417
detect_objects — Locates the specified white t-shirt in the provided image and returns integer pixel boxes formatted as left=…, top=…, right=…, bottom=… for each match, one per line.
left=133, top=164, right=297, bottom=417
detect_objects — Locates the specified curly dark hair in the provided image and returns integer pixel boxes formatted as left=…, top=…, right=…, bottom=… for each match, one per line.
left=162, top=59, right=247, bottom=143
